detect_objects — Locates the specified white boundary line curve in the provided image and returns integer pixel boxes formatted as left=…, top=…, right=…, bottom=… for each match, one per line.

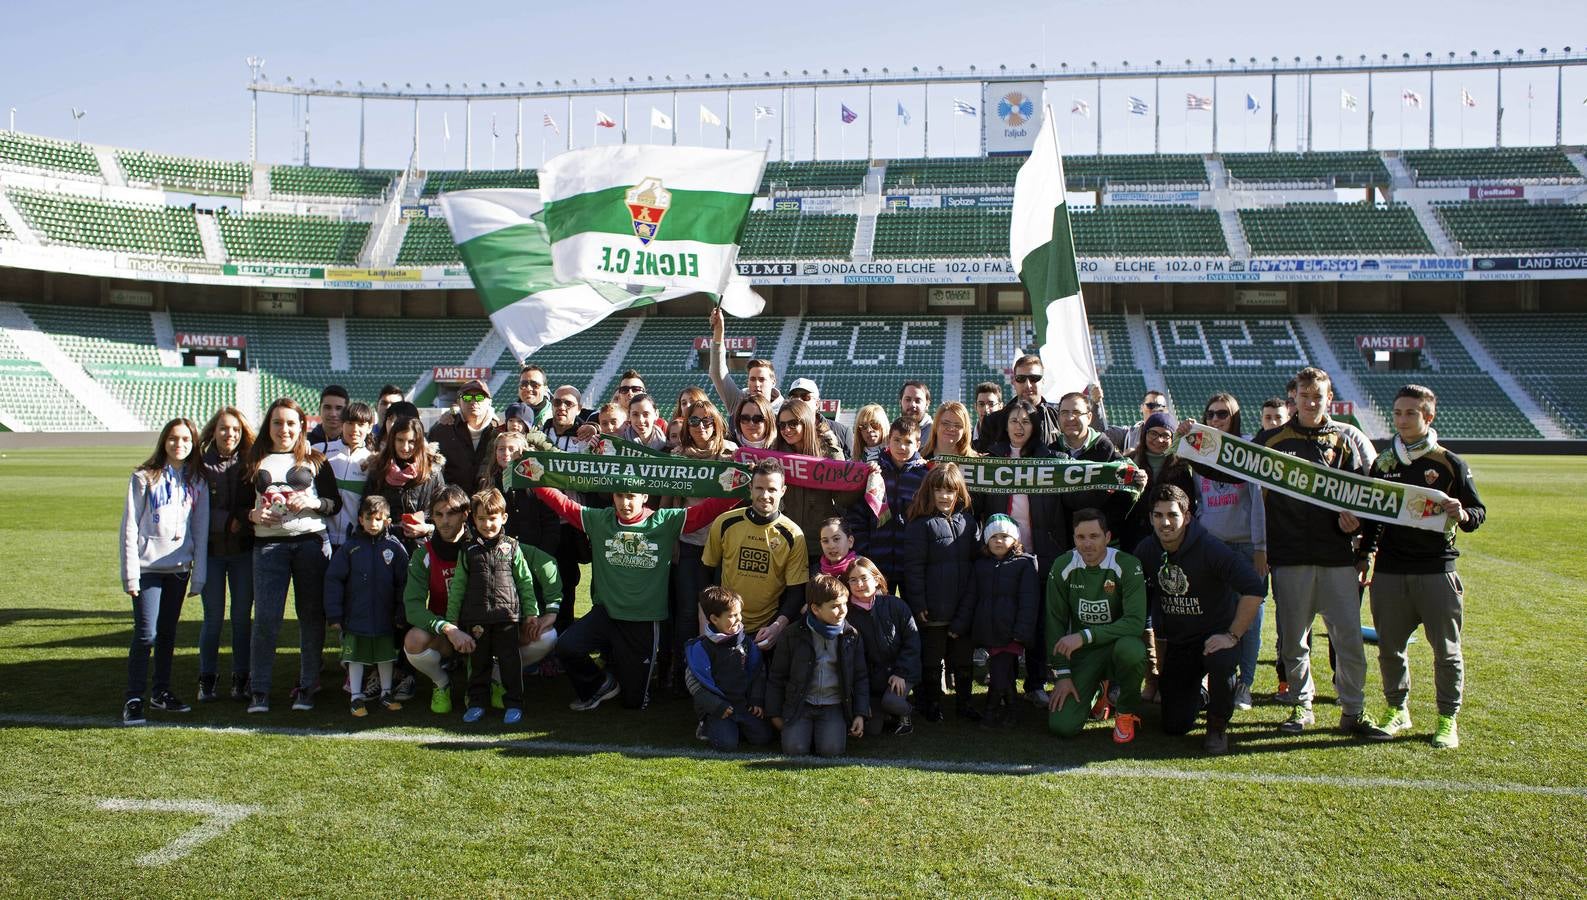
left=2, top=713, right=1583, bottom=800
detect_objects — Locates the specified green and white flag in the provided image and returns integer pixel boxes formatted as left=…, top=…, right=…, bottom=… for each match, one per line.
left=439, top=189, right=762, bottom=360
left=539, top=145, right=764, bottom=294
left=1010, top=98, right=1099, bottom=401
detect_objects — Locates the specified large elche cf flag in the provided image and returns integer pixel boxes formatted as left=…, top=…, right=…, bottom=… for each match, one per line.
left=538, top=144, right=764, bottom=295
left=1009, top=98, right=1099, bottom=402
left=438, top=188, right=762, bottom=360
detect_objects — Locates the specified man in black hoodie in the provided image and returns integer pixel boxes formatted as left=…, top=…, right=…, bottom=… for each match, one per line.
left=1135, top=485, right=1264, bottom=755
left=1254, top=367, right=1380, bottom=738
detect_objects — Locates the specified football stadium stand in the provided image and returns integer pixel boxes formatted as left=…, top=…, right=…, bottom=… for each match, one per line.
left=1239, top=203, right=1433, bottom=255
left=1433, top=201, right=1587, bottom=254
left=19, top=303, right=161, bottom=368
left=214, top=210, right=369, bottom=264
left=1402, top=147, right=1583, bottom=184
left=268, top=165, right=396, bottom=200
left=740, top=211, right=857, bottom=259
left=1147, top=317, right=1315, bottom=422
left=1467, top=313, right=1587, bottom=438
left=117, top=150, right=251, bottom=195
left=1072, top=206, right=1227, bottom=256
left=606, top=315, right=793, bottom=417
left=883, top=157, right=1023, bottom=191
left=762, top=160, right=868, bottom=193
left=874, top=208, right=1010, bottom=258
left=6, top=188, right=204, bottom=257
left=0, top=131, right=101, bottom=178
left=0, top=328, right=99, bottom=431
left=1222, top=151, right=1390, bottom=187
left=421, top=169, right=539, bottom=196
left=1065, top=154, right=1209, bottom=189
left=395, top=216, right=462, bottom=266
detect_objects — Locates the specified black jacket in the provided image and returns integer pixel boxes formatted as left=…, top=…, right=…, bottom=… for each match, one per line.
left=1362, top=443, right=1485, bottom=574
left=1116, top=453, right=1200, bottom=552
left=685, top=630, right=768, bottom=718
left=201, top=448, right=252, bottom=556
left=951, top=551, right=1040, bottom=648
left=900, top=509, right=979, bottom=621
left=847, top=592, right=922, bottom=692
left=1135, top=520, right=1264, bottom=646
left=1251, top=418, right=1376, bottom=567
left=766, top=616, right=871, bottom=723
left=973, top=441, right=1068, bottom=569
left=504, top=486, right=563, bottom=560
left=427, top=418, right=498, bottom=494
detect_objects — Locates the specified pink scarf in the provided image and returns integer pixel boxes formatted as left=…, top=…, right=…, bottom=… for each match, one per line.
left=385, top=461, right=417, bottom=487
left=818, top=551, right=857, bottom=580
left=849, top=591, right=876, bottom=611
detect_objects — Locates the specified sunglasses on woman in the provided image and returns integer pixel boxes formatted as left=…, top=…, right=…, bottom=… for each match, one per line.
left=737, top=413, right=766, bottom=425
left=1204, top=408, right=1231, bottom=420
left=777, top=418, right=803, bottom=431
left=687, top=416, right=713, bottom=428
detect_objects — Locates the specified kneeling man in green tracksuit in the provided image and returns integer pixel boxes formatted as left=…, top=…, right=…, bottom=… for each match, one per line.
left=1046, top=507, right=1148, bottom=743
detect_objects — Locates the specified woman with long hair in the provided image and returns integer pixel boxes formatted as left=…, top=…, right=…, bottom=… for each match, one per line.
left=921, top=401, right=978, bottom=460
left=666, top=398, right=739, bottom=688
left=731, top=395, right=774, bottom=449
left=237, top=397, right=343, bottom=714
left=361, top=414, right=448, bottom=553
left=195, top=407, right=256, bottom=702
left=120, top=418, right=208, bottom=724
left=851, top=403, right=890, bottom=463
left=772, top=398, right=855, bottom=559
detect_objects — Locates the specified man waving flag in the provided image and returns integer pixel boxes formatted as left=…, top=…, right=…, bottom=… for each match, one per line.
left=1009, top=97, right=1099, bottom=401
left=538, top=144, right=764, bottom=295
left=440, top=188, right=762, bottom=360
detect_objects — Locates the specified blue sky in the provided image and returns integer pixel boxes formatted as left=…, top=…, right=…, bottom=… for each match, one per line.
left=2, top=0, right=1581, bottom=168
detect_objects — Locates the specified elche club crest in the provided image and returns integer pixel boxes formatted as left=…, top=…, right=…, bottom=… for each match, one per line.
left=997, top=92, right=1035, bottom=126
left=625, top=177, right=671, bottom=245
left=717, top=468, right=751, bottom=493
left=1182, top=429, right=1219, bottom=458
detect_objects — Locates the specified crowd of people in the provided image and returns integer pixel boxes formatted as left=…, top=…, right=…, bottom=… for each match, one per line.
left=118, top=307, right=1485, bottom=757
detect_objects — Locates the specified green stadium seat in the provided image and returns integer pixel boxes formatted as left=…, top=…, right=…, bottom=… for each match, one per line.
left=215, top=210, right=369, bottom=264
left=0, top=131, right=101, bottom=178
left=269, top=166, right=396, bottom=200
left=1402, top=148, right=1583, bottom=184
left=1434, top=201, right=1587, bottom=254
left=740, top=211, right=856, bottom=259
left=1240, top=203, right=1433, bottom=255
left=1222, top=151, right=1390, bottom=187
left=118, top=150, right=251, bottom=194
left=421, top=169, right=539, bottom=196
left=761, top=161, right=868, bottom=193
left=395, top=217, right=461, bottom=265
left=6, top=188, right=203, bottom=257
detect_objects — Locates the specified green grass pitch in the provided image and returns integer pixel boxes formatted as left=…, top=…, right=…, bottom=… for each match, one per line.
left=0, top=447, right=1584, bottom=897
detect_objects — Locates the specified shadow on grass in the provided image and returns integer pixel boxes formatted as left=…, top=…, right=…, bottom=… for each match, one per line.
left=0, top=612, right=1368, bottom=772
left=0, top=607, right=129, bottom=627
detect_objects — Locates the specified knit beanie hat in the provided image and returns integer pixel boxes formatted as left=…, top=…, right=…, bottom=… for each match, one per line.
left=984, top=514, right=1020, bottom=544
left=1143, top=411, right=1178, bottom=434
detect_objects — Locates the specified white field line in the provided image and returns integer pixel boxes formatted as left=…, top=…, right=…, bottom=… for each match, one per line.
left=3, top=713, right=1585, bottom=800
left=97, top=797, right=261, bottom=866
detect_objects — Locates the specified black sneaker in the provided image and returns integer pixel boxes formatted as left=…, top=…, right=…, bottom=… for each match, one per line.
left=150, top=690, right=191, bottom=713
left=391, top=674, right=417, bottom=702
left=247, top=693, right=270, bottom=714
left=892, top=716, right=914, bottom=736
left=290, top=686, right=315, bottom=711
left=197, top=674, right=218, bottom=703
left=122, top=698, right=146, bottom=726
left=230, top=673, right=250, bottom=701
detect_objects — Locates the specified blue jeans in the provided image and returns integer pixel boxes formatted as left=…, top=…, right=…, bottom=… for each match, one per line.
left=780, top=702, right=849, bottom=757
left=127, top=572, right=190, bottom=700
left=199, top=551, right=254, bottom=678
left=703, top=708, right=776, bottom=752
left=1226, top=541, right=1268, bottom=689
left=250, top=535, right=330, bottom=697
left=671, top=542, right=709, bottom=660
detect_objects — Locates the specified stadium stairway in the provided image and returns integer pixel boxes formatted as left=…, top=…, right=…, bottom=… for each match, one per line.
left=148, top=310, right=182, bottom=367
left=850, top=163, right=885, bottom=261
left=940, top=316, right=965, bottom=402
left=0, top=191, right=40, bottom=245
left=1444, top=313, right=1568, bottom=439
left=1407, top=198, right=1459, bottom=256
left=327, top=318, right=350, bottom=371
left=1293, top=314, right=1389, bottom=439
left=1567, top=151, right=1587, bottom=180
left=1383, top=153, right=1415, bottom=190
left=0, top=301, right=142, bottom=430
left=234, top=369, right=261, bottom=424
left=770, top=316, right=803, bottom=382
left=195, top=212, right=226, bottom=263
left=91, top=147, right=125, bottom=188
left=1125, top=314, right=1169, bottom=404
left=584, top=319, right=645, bottom=404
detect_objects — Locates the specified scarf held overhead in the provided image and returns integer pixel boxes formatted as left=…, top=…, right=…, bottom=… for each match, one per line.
left=509, top=450, right=751, bottom=497
left=934, top=454, right=1143, bottom=495
left=732, top=445, right=890, bottom=524
left=1176, top=423, right=1453, bottom=533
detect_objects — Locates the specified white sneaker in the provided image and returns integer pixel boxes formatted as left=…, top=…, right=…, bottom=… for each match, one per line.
left=1233, top=683, right=1254, bottom=711
left=569, top=673, right=621, bottom=712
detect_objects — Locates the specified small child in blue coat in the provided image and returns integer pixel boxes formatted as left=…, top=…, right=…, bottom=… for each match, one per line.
left=950, top=514, right=1040, bottom=727
left=325, top=495, right=410, bottom=716
left=685, top=586, right=774, bottom=752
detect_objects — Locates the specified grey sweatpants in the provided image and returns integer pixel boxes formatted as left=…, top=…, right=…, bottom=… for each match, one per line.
left=1370, top=571, right=1465, bottom=716
left=1271, top=564, right=1367, bottom=716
